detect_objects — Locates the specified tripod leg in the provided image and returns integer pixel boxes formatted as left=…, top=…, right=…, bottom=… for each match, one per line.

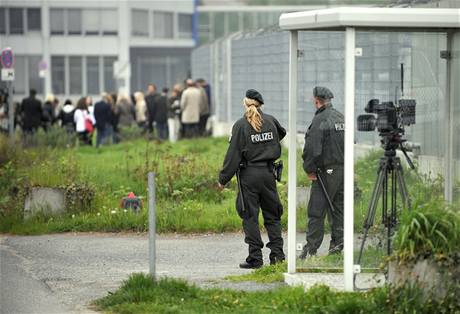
left=357, top=166, right=385, bottom=266
left=396, top=164, right=411, bottom=209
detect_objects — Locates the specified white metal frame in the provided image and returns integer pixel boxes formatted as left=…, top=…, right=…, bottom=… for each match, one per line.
left=280, top=7, right=460, bottom=291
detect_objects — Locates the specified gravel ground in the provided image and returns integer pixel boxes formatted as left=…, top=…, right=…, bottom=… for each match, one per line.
left=0, top=232, right=346, bottom=314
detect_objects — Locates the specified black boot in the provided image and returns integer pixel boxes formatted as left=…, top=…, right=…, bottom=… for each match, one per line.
left=299, top=245, right=316, bottom=260
left=239, top=261, right=263, bottom=269
left=269, top=256, right=285, bottom=265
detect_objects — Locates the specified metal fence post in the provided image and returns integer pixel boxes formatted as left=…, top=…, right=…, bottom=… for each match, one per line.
left=148, top=172, right=156, bottom=281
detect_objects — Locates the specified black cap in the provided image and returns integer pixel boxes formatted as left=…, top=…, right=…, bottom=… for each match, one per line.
left=313, top=86, right=334, bottom=100
left=245, top=89, right=264, bottom=104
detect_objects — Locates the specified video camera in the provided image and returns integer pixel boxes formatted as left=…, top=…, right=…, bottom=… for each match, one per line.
left=357, top=98, right=416, bottom=134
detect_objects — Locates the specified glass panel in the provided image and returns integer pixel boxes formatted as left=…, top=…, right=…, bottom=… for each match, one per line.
left=51, top=56, right=65, bottom=94
left=27, top=8, right=41, bottom=31
left=50, top=9, right=65, bottom=35
left=9, top=8, right=24, bottom=34
left=83, top=9, right=99, bottom=35
left=103, top=56, right=117, bottom=93
left=197, top=12, right=210, bottom=44
left=68, top=9, right=82, bottom=35
left=227, top=12, right=239, bottom=34
left=132, top=9, right=148, bottom=36
left=28, top=56, right=44, bottom=95
left=101, top=9, right=117, bottom=35
left=213, top=12, right=225, bottom=39
left=13, top=56, right=26, bottom=94
left=0, top=8, right=5, bottom=34
left=178, top=13, right=192, bottom=39
left=153, top=11, right=173, bottom=38
left=69, top=57, right=82, bottom=95
left=86, top=57, right=100, bottom=95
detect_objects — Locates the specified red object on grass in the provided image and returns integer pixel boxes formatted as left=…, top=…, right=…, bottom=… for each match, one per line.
left=128, top=192, right=135, bottom=198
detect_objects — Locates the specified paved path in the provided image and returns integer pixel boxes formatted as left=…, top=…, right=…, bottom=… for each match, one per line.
left=0, top=232, right=335, bottom=314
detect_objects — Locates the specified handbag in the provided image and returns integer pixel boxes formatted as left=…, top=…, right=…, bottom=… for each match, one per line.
left=85, top=118, right=94, bottom=133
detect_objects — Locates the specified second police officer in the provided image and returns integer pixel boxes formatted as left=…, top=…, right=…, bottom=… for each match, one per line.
left=218, top=89, right=286, bottom=269
left=300, top=86, right=345, bottom=259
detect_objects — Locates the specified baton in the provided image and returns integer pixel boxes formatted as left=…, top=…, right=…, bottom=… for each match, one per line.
left=316, top=169, right=335, bottom=215
left=236, top=169, right=247, bottom=213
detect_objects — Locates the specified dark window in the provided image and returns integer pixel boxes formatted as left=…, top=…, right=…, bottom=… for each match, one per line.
left=50, top=9, right=65, bottom=35
left=0, top=8, right=6, bottom=34
left=68, top=9, right=82, bottom=35
left=9, top=8, right=24, bottom=34
left=69, top=57, right=83, bottom=94
left=28, top=56, right=44, bottom=94
left=51, top=56, right=65, bottom=94
left=132, top=10, right=148, bottom=36
left=178, top=14, right=193, bottom=39
left=27, top=8, right=41, bottom=31
left=86, top=57, right=100, bottom=94
left=103, top=57, right=117, bottom=93
left=153, top=11, right=173, bottom=38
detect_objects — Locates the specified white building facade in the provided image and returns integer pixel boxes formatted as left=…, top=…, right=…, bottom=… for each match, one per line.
left=0, top=0, right=196, bottom=102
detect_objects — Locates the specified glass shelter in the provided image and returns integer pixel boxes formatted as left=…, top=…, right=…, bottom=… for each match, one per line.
left=279, top=7, right=460, bottom=291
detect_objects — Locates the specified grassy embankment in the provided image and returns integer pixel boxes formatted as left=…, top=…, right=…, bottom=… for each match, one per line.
left=0, top=131, right=450, bottom=235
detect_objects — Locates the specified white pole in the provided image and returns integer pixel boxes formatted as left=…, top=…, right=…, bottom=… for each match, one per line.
left=343, top=27, right=356, bottom=291
left=444, top=31, right=453, bottom=203
left=148, top=172, right=157, bottom=280
left=287, top=30, right=298, bottom=274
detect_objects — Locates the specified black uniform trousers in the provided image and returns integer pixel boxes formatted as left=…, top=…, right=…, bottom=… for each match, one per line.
left=305, top=165, right=344, bottom=253
left=236, top=166, right=285, bottom=264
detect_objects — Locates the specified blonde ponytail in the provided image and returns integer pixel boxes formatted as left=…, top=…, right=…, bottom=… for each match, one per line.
left=244, top=97, right=263, bottom=132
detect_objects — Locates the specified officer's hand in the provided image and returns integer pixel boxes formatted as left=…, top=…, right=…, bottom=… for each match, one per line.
left=217, top=182, right=225, bottom=190
left=308, top=173, right=317, bottom=181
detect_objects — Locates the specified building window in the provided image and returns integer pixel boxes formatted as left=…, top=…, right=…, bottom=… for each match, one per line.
left=68, top=9, right=82, bottom=35
left=12, top=56, right=26, bottom=94
left=28, top=56, right=44, bottom=94
left=178, top=13, right=192, bottom=39
left=9, top=8, right=24, bottom=34
left=69, top=57, right=83, bottom=94
left=50, top=9, right=65, bottom=35
left=51, top=56, right=65, bottom=94
left=27, top=8, right=41, bottom=31
left=101, top=9, right=117, bottom=35
left=153, top=11, right=173, bottom=38
left=83, top=9, right=100, bottom=35
left=86, top=57, right=100, bottom=95
left=103, top=57, right=117, bottom=93
left=0, top=8, right=5, bottom=34
left=132, top=9, right=148, bottom=36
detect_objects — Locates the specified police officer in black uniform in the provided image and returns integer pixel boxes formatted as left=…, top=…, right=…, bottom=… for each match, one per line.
left=300, top=86, right=345, bottom=259
left=218, top=89, right=286, bottom=269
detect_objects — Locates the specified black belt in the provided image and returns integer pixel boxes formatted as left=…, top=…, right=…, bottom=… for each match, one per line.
left=320, top=164, right=344, bottom=170
left=245, top=161, right=274, bottom=168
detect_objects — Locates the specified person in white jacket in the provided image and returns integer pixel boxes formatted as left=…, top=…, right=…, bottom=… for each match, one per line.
left=74, top=97, right=92, bottom=145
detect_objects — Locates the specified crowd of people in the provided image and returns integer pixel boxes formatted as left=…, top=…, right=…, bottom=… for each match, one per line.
left=0, top=78, right=211, bottom=147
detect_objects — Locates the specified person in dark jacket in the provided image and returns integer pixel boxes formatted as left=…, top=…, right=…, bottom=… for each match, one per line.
left=155, top=88, right=169, bottom=140
left=58, top=99, right=75, bottom=134
left=20, top=89, right=42, bottom=135
left=299, top=86, right=345, bottom=259
left=94, top=93, right=114, bottom=148
left=218, top=89, right=286, bottom=269
left=42, top=94, right=57, bottom=131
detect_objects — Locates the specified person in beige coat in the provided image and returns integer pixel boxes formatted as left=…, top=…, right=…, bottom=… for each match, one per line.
left=134, top=91, right=147, bottom=129
left=180, top=79, right=206, bottom=138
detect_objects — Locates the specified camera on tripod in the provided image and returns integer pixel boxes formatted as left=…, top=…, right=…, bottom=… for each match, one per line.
left=357, top=98, right=416, bottom=134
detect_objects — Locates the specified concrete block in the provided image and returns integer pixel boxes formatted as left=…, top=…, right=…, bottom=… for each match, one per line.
left=24, top=187, right=65, bottom=218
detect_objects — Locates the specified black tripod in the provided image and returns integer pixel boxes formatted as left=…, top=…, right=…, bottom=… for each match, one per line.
left=355, top=139, right=414, bottom=282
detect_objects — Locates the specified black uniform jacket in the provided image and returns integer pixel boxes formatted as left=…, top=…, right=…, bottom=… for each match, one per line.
left=302, top=103, right=344, bottom=174
left=219, top=111, right=286, bottom=185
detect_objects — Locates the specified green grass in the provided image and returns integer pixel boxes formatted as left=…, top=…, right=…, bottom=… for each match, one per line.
left=0, top=133, right=451, bottom=235
left=226, top=262, right=287, bottom=283
left=93, top=273, right=460, bottom=314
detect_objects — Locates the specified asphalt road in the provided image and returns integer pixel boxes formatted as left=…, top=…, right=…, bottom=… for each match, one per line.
left=0, top=232, right=332, bottom=314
